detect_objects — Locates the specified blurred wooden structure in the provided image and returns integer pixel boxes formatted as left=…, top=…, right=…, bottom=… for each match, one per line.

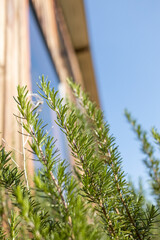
left=0, top=0, right=33, bottom=177
left=0, top=0, right=99, bottom=173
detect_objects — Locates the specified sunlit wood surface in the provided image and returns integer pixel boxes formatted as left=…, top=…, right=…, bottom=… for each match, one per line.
left=0, top=0, right=34, bottom=178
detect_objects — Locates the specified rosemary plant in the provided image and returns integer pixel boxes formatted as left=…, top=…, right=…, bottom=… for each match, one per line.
left=0, top=76, right=159, bottom=239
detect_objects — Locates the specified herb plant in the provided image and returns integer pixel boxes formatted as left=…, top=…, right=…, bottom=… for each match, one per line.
left=0, top=76, right=159, bottom=239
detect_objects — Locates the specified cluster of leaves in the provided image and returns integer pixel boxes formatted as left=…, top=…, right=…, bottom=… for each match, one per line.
left=0, top=76, right=159, bottom=239
left=125, top=111, right=160, bottom=204
left=125, top=110, right=160, bottom=238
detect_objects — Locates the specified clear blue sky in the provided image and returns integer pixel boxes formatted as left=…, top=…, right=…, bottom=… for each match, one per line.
left=84, top=0, right=160, bottom=195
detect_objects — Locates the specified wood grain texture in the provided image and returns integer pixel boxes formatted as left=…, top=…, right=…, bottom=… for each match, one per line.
left=0, top=0, right=34, bottom=229
left=1, top=0, right=34, bottom=177
left=59, top=0, right=88, bottom=50
left=77, top=50, right=100, bottom=105
left=0, top=0, right=6, bottom=144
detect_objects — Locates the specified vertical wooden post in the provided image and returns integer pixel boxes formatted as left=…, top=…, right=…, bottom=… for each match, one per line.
left=0, top=0, right=6, bottom=146
left=0, top=0, right=34, bottom=178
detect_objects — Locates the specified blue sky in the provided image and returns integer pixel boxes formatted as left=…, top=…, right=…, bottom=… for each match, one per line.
left=84, top=0, right=160, bottom=195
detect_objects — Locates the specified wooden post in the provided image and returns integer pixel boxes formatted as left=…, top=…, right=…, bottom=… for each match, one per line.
left=31, top=0, right=74, bottom=98
left=0, top=0, right=6, bottom=148
left=0, top=0, right=34, bottom=178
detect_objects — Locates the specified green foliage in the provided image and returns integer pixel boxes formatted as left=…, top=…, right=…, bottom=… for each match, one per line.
left=125, top=110, right=160, bottom=206
left=125, top=110, right=160, bottom=238
left=0, top=76, right=159, bottom=239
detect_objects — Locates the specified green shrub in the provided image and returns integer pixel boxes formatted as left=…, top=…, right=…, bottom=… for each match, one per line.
left=0, top=76, right=159, bottom=239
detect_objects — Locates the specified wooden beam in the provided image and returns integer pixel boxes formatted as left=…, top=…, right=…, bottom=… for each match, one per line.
left=0, top=0, right=6, bottom=145
left=31, top=0, right=74, bottom=96
left=54, top=0, right=84, bottom=88
left=77, top=50, right=100, bottom=105
left=57, top=0, right=100, bottom=105
left=59, top=0, right=89, bottom=50
left=0, top=0, right=34, bottom=177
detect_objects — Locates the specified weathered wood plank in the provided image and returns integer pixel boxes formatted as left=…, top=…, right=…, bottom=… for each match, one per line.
left=54, top=0, right=84, bottom=88
left=0, top=0, right=6, bottom=143
left=4, top=0, right=15, bottom=150
left=59, top=0, right=88, bottom=50
left=77, top=50, right=100, bottom=105
left=2, top=0, right=33, bottom=178
left=18, top=0, right=34, bottom=178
